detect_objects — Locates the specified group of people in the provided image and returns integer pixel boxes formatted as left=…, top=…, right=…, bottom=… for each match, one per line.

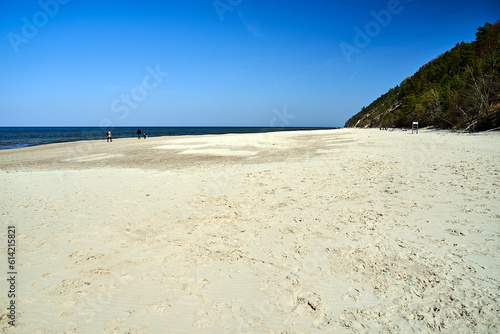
left=105, top=129, right=148, bottom=142
left=136, top=129, right=147, bottom=139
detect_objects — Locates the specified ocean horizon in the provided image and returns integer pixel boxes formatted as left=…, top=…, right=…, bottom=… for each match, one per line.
left=0, top=126, right=337, bottom=150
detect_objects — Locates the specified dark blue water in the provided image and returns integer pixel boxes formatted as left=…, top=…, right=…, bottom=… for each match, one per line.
left=0, top=127, right=335, bottom=150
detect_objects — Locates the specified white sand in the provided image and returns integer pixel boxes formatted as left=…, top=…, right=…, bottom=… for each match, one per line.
left=0, top=128, right=499, bottom=333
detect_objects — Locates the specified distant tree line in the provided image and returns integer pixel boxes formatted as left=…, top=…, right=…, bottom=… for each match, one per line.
left=345, top=21, right=500, bottom=131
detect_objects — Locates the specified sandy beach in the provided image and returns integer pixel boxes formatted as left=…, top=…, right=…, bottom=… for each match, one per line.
left=0, top=128, right=499, bottom=333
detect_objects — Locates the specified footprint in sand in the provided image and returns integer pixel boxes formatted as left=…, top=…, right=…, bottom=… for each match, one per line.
left=103, top=311, right=134, bottom=333
left=446, top=229, right=465, bottom=236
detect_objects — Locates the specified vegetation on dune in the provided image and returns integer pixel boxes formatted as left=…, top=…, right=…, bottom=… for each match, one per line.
left=345, top=21, right=500, bottom=131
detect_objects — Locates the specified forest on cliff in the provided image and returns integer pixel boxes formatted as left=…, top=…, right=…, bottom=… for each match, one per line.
left=345, top=21, right=500, bottom=131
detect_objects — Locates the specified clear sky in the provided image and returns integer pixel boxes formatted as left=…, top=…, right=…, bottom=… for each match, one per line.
left=0, top=0, right=499, bottom=127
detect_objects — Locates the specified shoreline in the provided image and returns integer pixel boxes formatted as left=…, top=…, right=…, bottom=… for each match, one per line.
left=0, top=126, right=338, bottom=152
left=0, top=128, right=342, bottom=172
left=0, top=125, right=493, bottom=153
left=0, top=128, right=498, bottom=332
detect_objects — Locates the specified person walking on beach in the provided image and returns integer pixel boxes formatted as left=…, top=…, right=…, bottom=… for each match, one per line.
left=106, top=129, right=112, bottom=142
left=137, top=129, right=141, bottom=139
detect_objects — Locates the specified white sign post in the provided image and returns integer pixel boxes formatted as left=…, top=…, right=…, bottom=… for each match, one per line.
left=412, top=122, right=419, bottom=134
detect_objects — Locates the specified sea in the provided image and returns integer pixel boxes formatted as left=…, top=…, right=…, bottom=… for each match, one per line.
left=0, top=127, right=335, bottom=150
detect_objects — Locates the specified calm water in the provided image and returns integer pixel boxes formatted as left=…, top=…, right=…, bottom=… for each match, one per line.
left=0, top=127, right=335, bottom=150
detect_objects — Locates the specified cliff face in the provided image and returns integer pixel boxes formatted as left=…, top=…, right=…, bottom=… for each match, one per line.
left=345, top=22, right=500, bottom=131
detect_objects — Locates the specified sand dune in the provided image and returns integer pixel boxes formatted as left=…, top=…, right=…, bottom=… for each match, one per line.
left=0, top=128, right=499, bottom=333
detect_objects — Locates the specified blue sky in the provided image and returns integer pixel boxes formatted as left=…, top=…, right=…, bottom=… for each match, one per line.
left=0, top=0, right=498, bottom=127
